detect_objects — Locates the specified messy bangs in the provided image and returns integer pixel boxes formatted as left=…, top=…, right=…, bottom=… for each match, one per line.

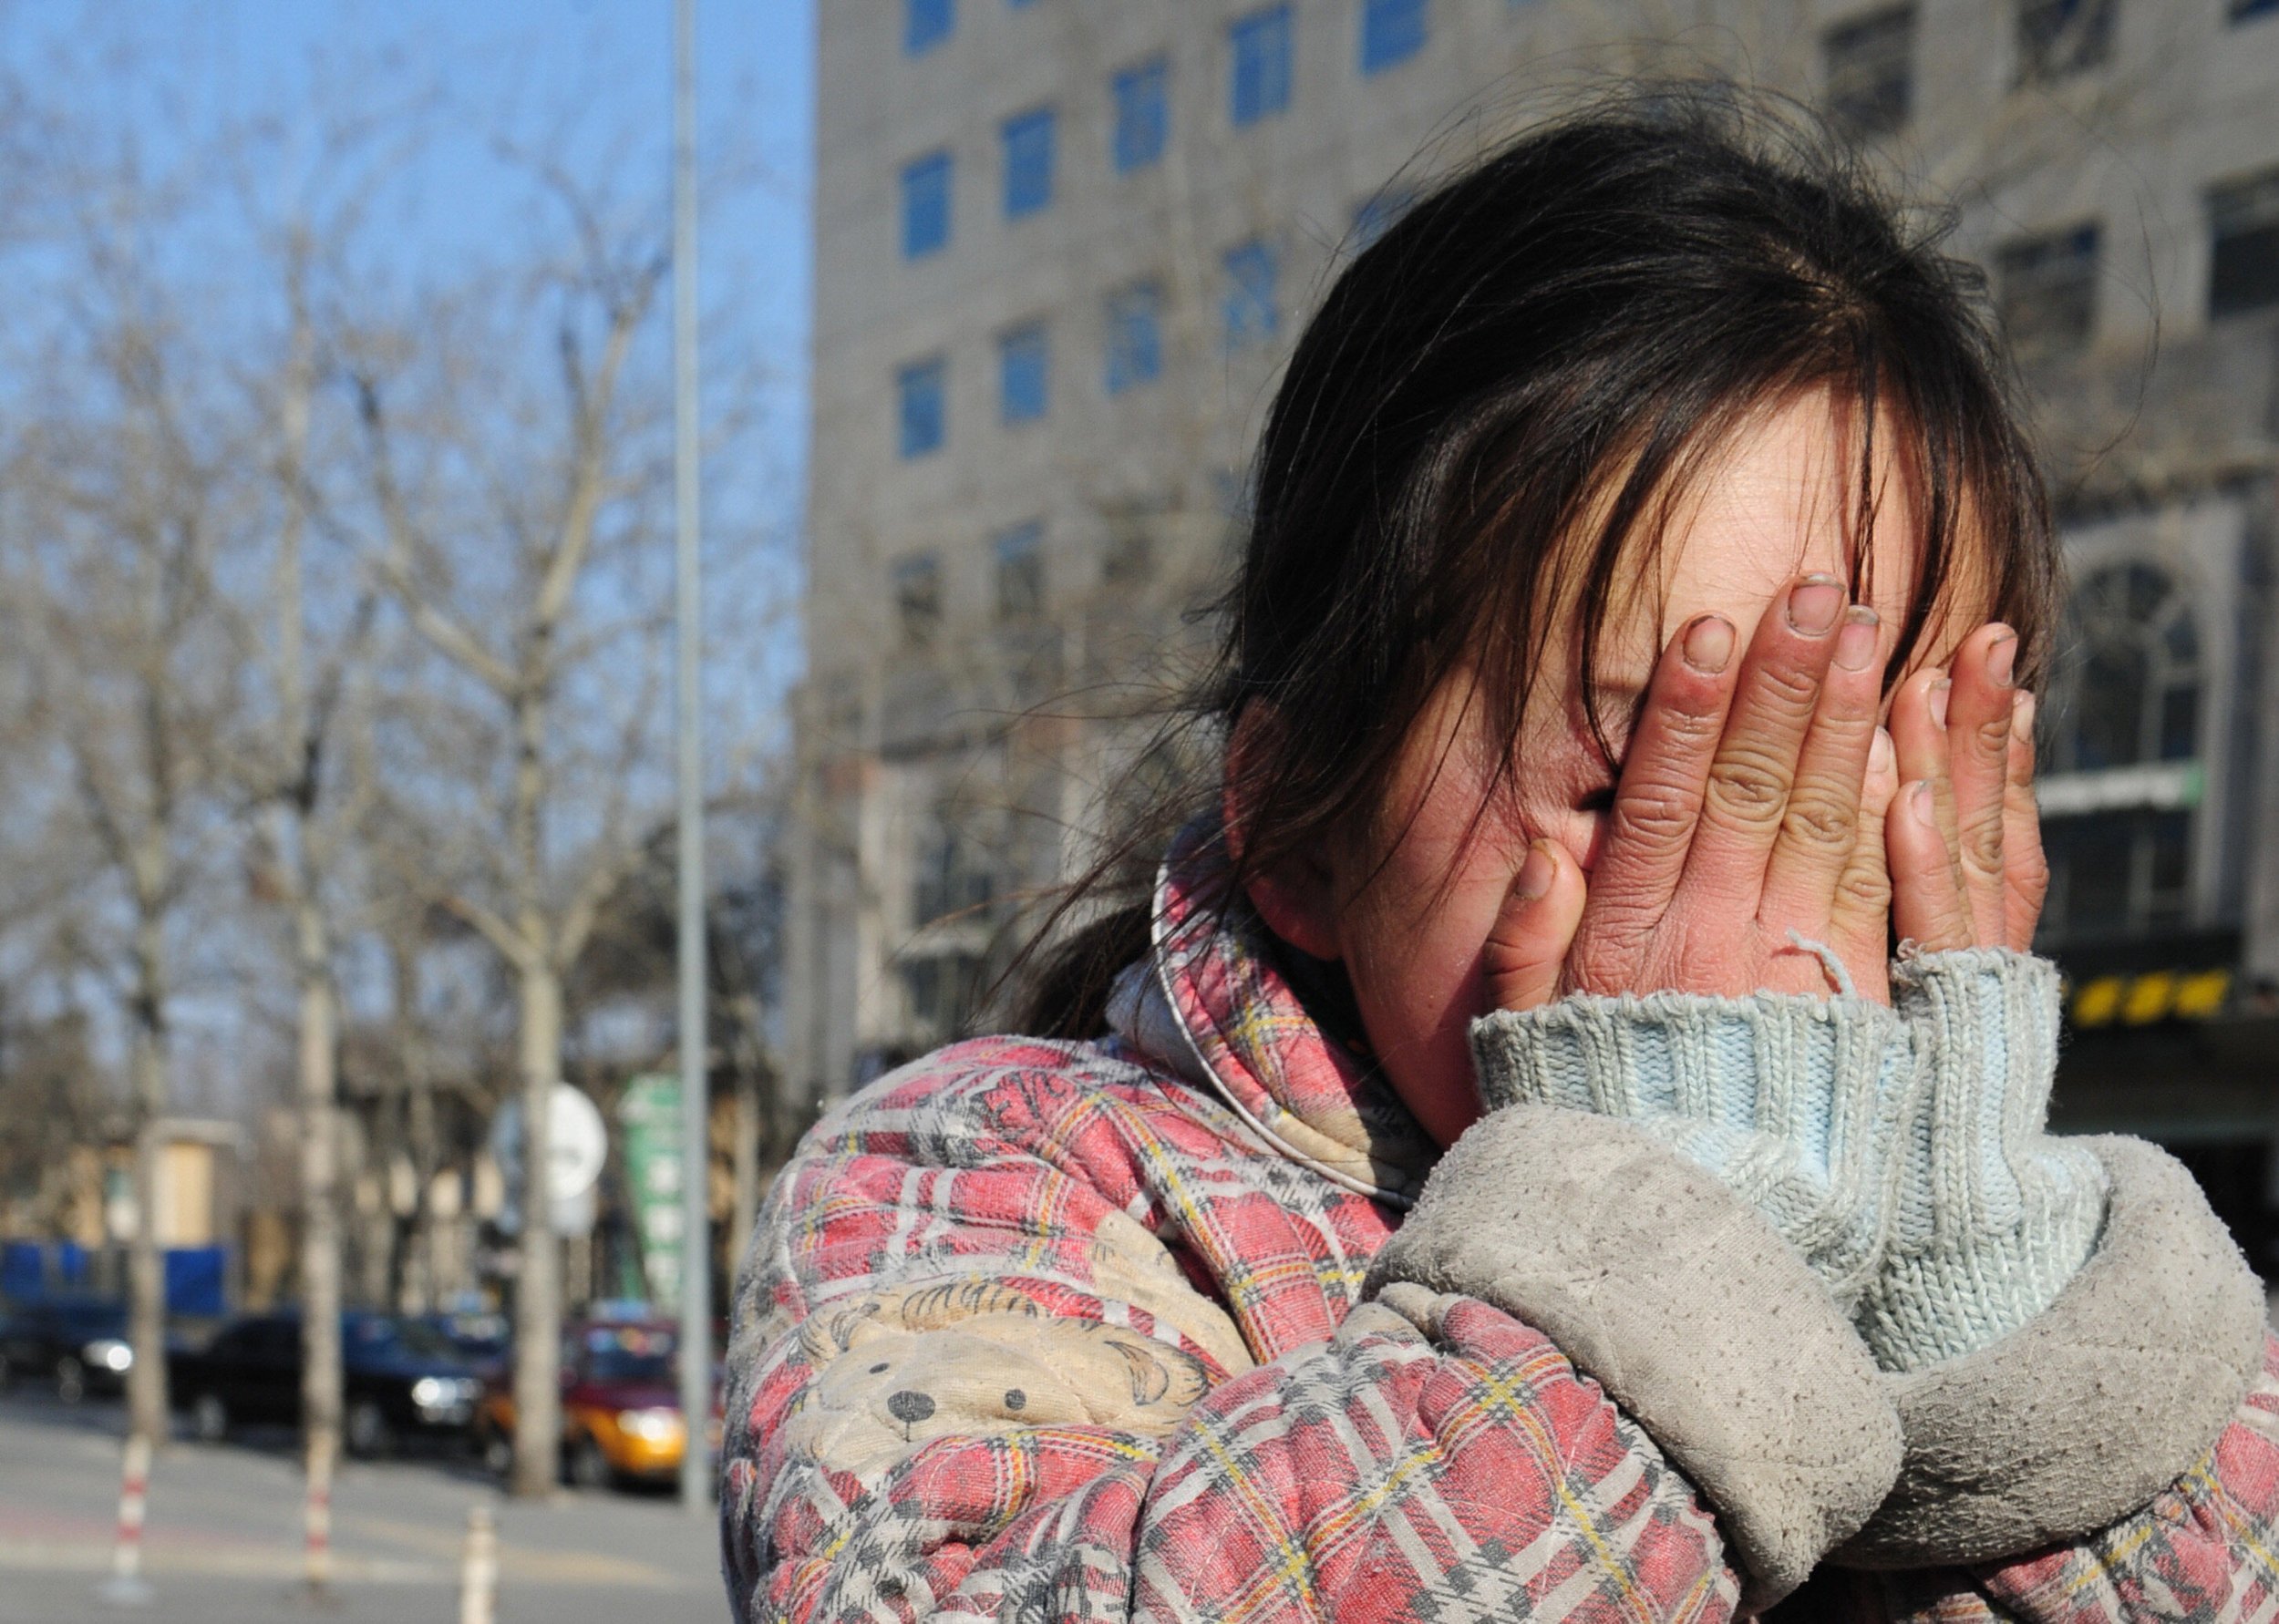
left=1449, top=357, right=2047, bottom=838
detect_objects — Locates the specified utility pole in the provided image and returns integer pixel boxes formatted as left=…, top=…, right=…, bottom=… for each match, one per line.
left=672, top=0, right=712, bottom=1512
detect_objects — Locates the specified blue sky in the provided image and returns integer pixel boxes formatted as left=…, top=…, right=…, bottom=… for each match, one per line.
left=4, top=0, right=817, bottom=591
left=4, top=0, right=815, bottom=313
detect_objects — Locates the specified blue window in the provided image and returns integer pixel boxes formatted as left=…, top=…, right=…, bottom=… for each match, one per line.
left=1113, top=58, right=1170, bottom=172
left=901, top=151, right=953, bottom=259
left=906, top=0, right=954, bottom=55
left=999, top=324, right=1049, bottom=424
left=1230, top=6, right=1293, bottom=126
left=1105, top=283, right=1163, bottom=395
left=1222, top=240, right=1279, bottom=351
left=1002, top=108, right=1056, bottom=220
left=897, top=357, right=946, bottom=457
left=1359, top=0, right=1427, bottom=72
left=1350, top=185, right=1418, bottom=250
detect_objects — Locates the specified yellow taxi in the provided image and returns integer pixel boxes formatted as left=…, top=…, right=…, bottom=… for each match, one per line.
left=479, top=1317, right=698, bottom=1487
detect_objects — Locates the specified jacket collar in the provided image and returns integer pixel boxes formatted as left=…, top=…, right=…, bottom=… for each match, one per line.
left=1108, top=815, right=1435, bottom=1209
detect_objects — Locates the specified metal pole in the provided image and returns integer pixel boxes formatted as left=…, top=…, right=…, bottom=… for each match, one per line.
left=95, top=1432, right=154, bottom=1608
left=672, top=0, right=712, bottom=1512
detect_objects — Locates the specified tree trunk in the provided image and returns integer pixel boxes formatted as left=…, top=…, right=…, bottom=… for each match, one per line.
left=295, top=891, right=342, bottom=1522
left=732, top=1064, right=760, bottom=1273
left=402, top=1073, right=438, bottom=1313
left=125, top=1087, right=168, bottom=1447
left=509, top=961, right=562, bottom=1499
left=124, top=915, right=170, bottom=1451
left=391, top=930, right=439, bottom=1314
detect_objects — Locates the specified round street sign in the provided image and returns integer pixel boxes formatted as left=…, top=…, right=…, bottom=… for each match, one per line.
left=489, top=1084, right=609, bottom=1202
left=546, top=1084, right=606, bottom=1200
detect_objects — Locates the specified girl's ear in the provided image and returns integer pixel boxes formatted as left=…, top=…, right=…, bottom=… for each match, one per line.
left=1224, top=702, right=1345, bottom=961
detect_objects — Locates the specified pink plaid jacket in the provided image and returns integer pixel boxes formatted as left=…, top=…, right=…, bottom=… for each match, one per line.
left=721, top=824, right=2279, bottom=1621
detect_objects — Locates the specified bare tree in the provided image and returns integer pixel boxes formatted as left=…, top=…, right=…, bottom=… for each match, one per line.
left=237, top=215, right=390, bottom=1566
left=1, top=224, right=249, bottom=1452
left=348, top=153, right=683, bottom=1496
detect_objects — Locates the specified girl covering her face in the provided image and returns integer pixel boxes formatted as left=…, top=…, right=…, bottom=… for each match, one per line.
left=723, top=94, right=2278, bottom=1623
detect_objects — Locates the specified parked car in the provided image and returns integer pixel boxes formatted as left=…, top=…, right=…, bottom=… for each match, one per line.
left=0, top=1298, right=134, bottom=1402
left=477, top=1316, right=706, bottom=1487
left=421, top=1307, right=510, bottom=1378
left=168, top=1310, right=485, bottom=1456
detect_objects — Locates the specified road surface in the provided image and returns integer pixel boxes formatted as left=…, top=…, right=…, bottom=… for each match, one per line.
left=0, top=1393, right=728, bottom=1623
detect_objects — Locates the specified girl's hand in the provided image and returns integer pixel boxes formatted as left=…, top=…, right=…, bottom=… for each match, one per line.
left=1882, top=625, right=2046, bottom=951
left=1485, top=574, right=1900, bottom=1010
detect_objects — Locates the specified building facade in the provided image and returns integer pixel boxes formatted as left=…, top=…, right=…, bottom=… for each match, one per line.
left=789, top=0, right=2279, bottom=1257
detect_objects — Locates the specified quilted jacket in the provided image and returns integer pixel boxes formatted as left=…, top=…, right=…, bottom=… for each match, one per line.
left=719, top=820, right=2279, bottom=1621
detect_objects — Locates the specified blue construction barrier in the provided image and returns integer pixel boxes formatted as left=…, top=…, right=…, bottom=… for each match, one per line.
left=0, top=1242, right=41, bottom=1302
left=162, top=1247, right=227, bottom=1317
left=0, top=1240, right=228, bottom=1313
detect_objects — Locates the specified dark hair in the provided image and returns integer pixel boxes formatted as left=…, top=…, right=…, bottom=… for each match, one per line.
left=1012, top=89, right=2057, bottom=1037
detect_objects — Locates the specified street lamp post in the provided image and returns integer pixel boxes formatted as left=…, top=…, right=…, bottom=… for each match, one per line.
left=672, top=0, right=712, bottom=1513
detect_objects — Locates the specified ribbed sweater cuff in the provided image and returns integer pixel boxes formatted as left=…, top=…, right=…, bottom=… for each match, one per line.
left=1469, top=988, right=1914, bottom=1303
left=1469, top=950, right=2110, bottom=1369
left=1861, top=949, right=2108, bottom=1372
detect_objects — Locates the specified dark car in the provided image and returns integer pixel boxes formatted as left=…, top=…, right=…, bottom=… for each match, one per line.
left=168, top=1311, right=484, bottom=1456
left=420, top=1308, right=510, bottom=1378
left=0, top=1299, right=134, bottom=1402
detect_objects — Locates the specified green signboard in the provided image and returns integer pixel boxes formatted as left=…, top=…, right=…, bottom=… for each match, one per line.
left=618, top=1074, right=685, bottom=1308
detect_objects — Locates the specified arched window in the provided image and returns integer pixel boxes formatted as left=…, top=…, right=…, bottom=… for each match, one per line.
left=2049, top=562, right=2201, bottom=773
left=2038, top=562, right=2202, bottom=945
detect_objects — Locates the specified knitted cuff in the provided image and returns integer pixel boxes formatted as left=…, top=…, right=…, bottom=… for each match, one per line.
left=1469, top=988, right=1915, bottom=1303
left=1859, top=949, right=2109, bottom=1372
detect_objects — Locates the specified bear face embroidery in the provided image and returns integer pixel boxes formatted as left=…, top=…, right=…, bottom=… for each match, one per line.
left=780, top=1308, right=1214, bottom=1479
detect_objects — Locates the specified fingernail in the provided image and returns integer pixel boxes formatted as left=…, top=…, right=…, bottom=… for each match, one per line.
left=1986, top=629, right=2016, bottom=687
left=1787, top=574, right=1844, bottom=635
left=1833, top=605, right=1880, bottom=671
left=1928, top=680, right=1951, bottom=728
left=1682, top=613, right=1735, bottom=673
left=2013, top=689, right=2037, bottom=734
left=1871, top=726, right=1894, bottom=776
left=1909, top=780, right=1938, bottom=827
left=1514, top=843, right=1555, bottom=902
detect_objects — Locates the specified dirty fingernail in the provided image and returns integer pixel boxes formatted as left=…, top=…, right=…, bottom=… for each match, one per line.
left=1683, top=613, right=1735, bottom=673
left=1909, top=780, right=1938, bottom=827
left=1788, top=575, right=1844, bottom=634
left=1929, top=680, right=1951, bottom=728
left=1834, top=605, right=1880, bottom=671
left=1986, top=629, right=2017, bottom=687
left=1514, top=843, right=1556, bottom=902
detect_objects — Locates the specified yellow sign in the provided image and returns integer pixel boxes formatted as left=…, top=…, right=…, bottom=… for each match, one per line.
left=2068, top=968, right=2231, bottom=1028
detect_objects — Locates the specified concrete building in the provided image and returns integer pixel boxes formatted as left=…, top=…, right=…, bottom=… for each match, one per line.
left=788, top=0, right=2279, bottom=1258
